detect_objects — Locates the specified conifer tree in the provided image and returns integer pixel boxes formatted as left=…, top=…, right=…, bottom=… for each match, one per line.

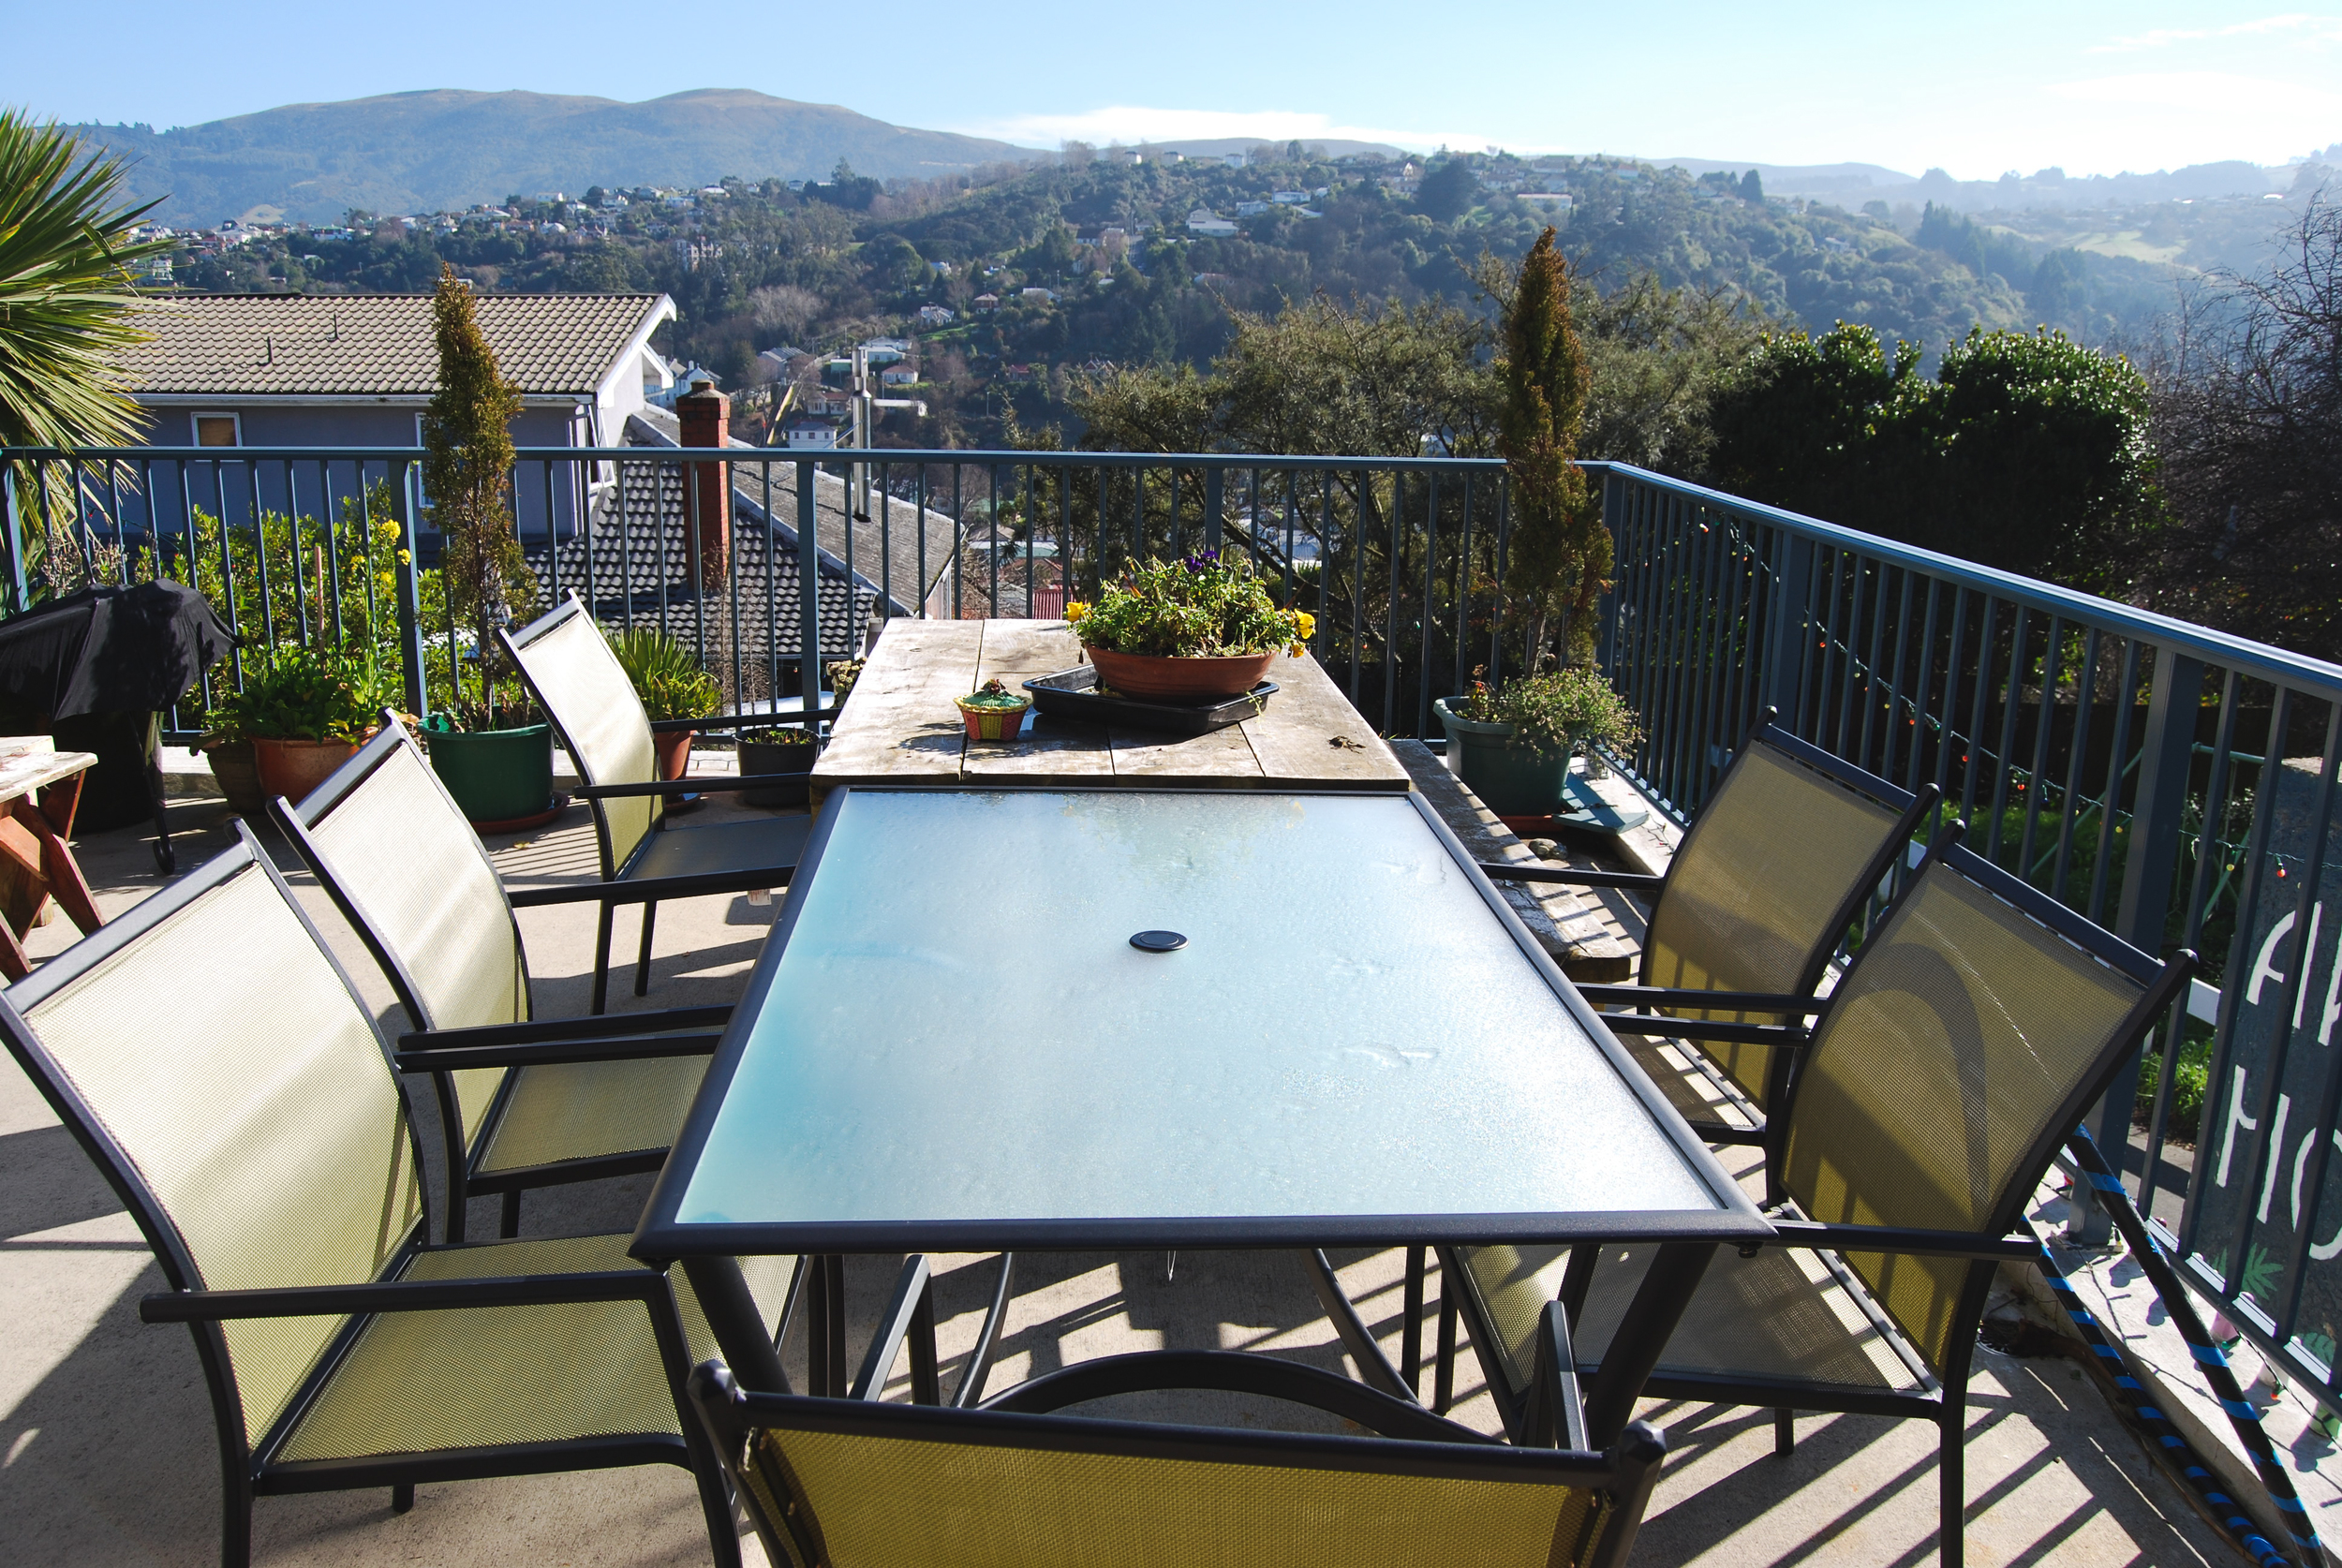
left=1499, top=227, right=1609, bottom=667
left=421, top=264, right=532, bottom=719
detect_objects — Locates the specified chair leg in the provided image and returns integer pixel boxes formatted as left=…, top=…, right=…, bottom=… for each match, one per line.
left=391, top=1482, right=414, bottom=1514
left=219, top=1462, right=254, bottom=1568
left=500, top=1190, right=523, bottom=1239
left=1775, top=1408, right=1795, bottom=1457
left=591, top=901, right=615, bottom=1015
left=1940, top=1408, right=1965, bottom=1568
left=1433, top=1282, right=1459, bottom=1413
left=678, top=1388, right=747, bottom=1568
left=635, top=901, right=659, bottom=998
left=1401, top=1246, right=1426, bottom=1399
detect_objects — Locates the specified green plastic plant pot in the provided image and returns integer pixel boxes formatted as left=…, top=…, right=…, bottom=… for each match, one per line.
left=424, top=720, right=553, bottom=825
left=1434, top=697, right=1571, bottom=817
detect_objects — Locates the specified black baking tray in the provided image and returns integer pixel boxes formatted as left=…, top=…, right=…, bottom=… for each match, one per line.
left=1022, top=666, right=1278, bottom=735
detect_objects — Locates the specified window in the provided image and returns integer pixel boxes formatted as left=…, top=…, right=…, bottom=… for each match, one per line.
left=193, top=413, right=240, bottom=447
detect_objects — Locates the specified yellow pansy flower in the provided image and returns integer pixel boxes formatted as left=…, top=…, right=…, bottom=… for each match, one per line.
left=1063, top=600, right=1091, bottom=624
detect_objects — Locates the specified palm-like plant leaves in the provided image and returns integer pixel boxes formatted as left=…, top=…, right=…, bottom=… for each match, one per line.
left=0, top=109, right=170, bottom=450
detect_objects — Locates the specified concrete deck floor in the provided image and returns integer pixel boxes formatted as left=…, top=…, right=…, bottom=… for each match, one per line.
left=0, top=790, right=2242, bottom=1567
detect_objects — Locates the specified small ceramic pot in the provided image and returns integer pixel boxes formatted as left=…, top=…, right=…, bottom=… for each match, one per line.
left=1085, top=645, right=1278, bottom=702
left=956, top=696, right=1031, bottom=741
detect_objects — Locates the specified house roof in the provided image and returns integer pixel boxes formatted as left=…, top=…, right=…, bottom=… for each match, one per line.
left=115, top=292, right=674, bottom=397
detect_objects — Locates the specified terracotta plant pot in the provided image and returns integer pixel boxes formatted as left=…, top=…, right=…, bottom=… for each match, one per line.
left=1084, top=645, right=1279, bottom=702
left=654, top=730, right=696, bottom=781
left=252, top=735, right=362, bottom=806
left=956, top=696, right=1031, bottom=741
left=203, top=739, right=269, bottom=817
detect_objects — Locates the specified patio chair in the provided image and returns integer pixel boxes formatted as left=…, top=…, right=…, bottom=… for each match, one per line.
left=0, top=822, right=801, bottom=1568
left=1479, top=711, right=1936, bottom=1150
left=500, top=593, right=815, bottom=1013
left=270, top=719, right=731, bottom=1243
left=686, top=1339, right=1672, bottom=1568
left=1431, top=834, right=2193, bottom=1568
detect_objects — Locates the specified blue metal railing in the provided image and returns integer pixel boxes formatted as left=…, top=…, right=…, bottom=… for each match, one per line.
left=1592, top=460, right=2342, bottom=1416
left=14, top=439, right=2342, bottom=1419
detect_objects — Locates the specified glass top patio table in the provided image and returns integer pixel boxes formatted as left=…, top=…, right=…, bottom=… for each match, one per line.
left=633, top=786, right=1768, bottom=1258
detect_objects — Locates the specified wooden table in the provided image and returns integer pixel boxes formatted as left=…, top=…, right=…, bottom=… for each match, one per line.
left=810, top=619, right=1411, bottom=800
left=0, top=737, right=105, bottom=981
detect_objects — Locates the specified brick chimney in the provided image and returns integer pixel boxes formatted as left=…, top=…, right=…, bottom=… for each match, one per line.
left=675, top=372, right=731, bottom=588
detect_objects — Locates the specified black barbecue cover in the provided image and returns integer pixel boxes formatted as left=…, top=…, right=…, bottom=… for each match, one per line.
left=0, top=581, right=234, bottom=720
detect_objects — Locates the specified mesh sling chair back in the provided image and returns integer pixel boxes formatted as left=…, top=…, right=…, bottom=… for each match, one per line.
left=502, top=594, right=814, bottom=1013
left=688, top=1347, right=1672, bottom=1568
left=0, top=824, right=790, bottom=1568
left=271, top=719, right=731, bottom=1243
left=1442, top=833, right=2192, bottom=1568
left=1484, top=712, right=1936, bottom=1142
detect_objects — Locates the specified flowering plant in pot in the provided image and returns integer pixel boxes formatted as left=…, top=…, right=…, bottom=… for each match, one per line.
left=608, top=627, right=720, bottom=778
left=736, top=725, right=817, bottom=807
left=1064, top=551, right=1313, bottom=701
left=954, top=678, right=1030, bottom=741
left=207, top=644, right=399, bottom=806
left=1434, top=665, right=1640, bottom=818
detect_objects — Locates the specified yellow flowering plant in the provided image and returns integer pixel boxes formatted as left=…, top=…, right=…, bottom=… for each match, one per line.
left=1064, top=552, right=1314, bottom=658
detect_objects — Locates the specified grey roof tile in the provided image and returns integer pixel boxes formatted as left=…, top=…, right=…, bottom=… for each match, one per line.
left=117, top=293, right=668, bottom=396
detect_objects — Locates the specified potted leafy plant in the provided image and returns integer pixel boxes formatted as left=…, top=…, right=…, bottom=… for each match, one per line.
left=827, top=657, right=865, bottom=708
left=736, top=725, right=817, bottom=806
left=1063, top=551, right=1313, bottom=701
left=608, top=626, right=721, bottom=778
left=955, top=677, right=1030, bottom=741
left=207, top=644, right=395, bottom=806
left=419, top=264, right=553, bottom=821
left=1434, top=666, right=1640, bottom=817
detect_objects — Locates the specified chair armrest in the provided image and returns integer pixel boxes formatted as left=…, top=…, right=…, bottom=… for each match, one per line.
left=1476, top=862, right=1666, bottom=893
left=980, top=1349, right=1501, bottom=1445
left=141, top=1268, right=661, bottom=1323
left=1599, top=1015, right=1809, bottom=1049
left=508, top=867, right=789, bottom=908
left=1577, top=984, right=1823, bottom=1016
left=572, top=772, right=809, bottom=801
left=1766, top=1220, right=2038, bottom=1261
left=1530, top=1300, right=1590, bottom=1451
left=396, top=1006, right=733, bottom=1049
left=394, top=1030, right=721, bottom=1072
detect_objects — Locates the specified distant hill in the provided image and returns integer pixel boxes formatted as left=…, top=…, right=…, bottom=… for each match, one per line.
left=67, top=89, right=1044, bottom=226
left=1123, top=137, right=1410, bottom=163
left=1644, top=154, right=2303, bottom=211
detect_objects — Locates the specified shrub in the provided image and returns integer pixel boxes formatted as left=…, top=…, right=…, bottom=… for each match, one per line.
left=1454, top=665, right=1641, bottom=754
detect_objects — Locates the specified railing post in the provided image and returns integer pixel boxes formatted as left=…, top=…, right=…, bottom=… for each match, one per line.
left=1204, top=467, right=1223, bottom=553
left=1595, top=470, right=1622, bottom=671
left=798, top=458, right=822, bottom=720
left=1760, top=530, right=1815, bottom=732
left=392, top=459, right=429, bottom=721
left=2069, top=645, right=2204, bottom=1243
left=0, top=463, right=26, bottom=615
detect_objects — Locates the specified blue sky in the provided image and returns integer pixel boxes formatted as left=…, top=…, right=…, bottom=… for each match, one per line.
left=4, top=1, right=2335, bottom=179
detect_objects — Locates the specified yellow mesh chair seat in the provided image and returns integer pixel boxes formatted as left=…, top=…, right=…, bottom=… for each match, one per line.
left=627, top=812, right=813, bottom=881
left=1460, top=1242, right=1923, bottom=1403
left=473, top=1054, right=712, bottom=1176
left=280, top=1235, right=713, bottom=1462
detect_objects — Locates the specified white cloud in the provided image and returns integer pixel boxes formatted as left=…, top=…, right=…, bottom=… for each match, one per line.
left=2091, top=12, right=2342, bottom=52
left=953, top=105, right=1523, bottom=155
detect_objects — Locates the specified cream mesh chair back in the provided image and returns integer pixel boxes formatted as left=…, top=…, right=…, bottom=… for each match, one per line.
left=1, top=836, right=422, bottom=1447
left=296, top=726, right=528, bottom=1150
left=507, top=597, right=662, bottom=875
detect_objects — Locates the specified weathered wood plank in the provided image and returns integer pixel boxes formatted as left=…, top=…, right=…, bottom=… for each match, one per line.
left=1237, top=655, right=1411, bottom=791
left=811, top=619, right=980, bottom=791
left=960, top=621, right=1117, bottom=782
left=1107, top=717, right=1262, bottom=778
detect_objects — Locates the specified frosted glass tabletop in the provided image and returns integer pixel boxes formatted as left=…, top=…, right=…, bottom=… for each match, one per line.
left=637, top=788, right=1763, bottom=1255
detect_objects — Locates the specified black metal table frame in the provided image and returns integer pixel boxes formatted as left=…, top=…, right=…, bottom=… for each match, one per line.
left=633, top=783, right=1772, bottom=1440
